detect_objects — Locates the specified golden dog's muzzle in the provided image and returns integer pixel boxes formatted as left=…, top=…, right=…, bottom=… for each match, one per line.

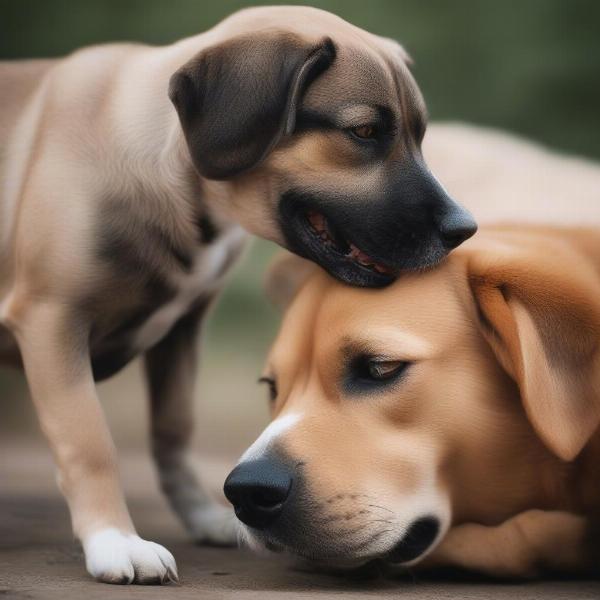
left=224, top=451, right=441, bottom=566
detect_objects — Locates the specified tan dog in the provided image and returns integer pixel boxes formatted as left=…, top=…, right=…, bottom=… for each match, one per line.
left=224, top=225, right=600, bottom=578
left=0, top=6, right=480, bottom=584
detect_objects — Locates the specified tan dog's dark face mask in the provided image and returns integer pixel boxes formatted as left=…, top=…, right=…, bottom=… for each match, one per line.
left=169, top=8, right=476, bottom=287
left=224, top=228, right=600, bottom=567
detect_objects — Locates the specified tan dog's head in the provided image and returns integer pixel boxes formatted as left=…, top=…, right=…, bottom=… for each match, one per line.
left=169, top=6, right=476, bottom=287
left=224, top=227, right=600, bottom=567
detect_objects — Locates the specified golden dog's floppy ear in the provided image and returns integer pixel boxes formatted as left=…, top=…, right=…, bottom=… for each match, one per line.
left=265, top=252, right=316, bottom=310
left=169, top=32, right=335, bottom=180
left=468, top=235, right=600, bottom=461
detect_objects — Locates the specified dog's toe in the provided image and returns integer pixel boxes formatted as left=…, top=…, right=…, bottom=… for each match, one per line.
left=83, top=528, right=178, bottom=585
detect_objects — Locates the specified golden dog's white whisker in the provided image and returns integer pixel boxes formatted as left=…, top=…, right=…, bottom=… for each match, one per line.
left=366, top=504, right=396, bottom=515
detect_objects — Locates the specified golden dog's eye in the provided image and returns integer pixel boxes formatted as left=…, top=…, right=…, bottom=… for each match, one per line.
left=345, top=355, right=410, bottom=394
left=367, top=360, right=407, bottom=380
left=258, top=376, right=277, bottom=403
left=351, top=124, right=377, bottom=140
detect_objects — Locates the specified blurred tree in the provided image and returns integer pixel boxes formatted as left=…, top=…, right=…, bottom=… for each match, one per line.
left=2, top=0, right=599, bottom=157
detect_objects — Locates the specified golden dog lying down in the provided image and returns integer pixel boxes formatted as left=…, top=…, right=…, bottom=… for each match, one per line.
left=224, top=225, right=600, bottom=578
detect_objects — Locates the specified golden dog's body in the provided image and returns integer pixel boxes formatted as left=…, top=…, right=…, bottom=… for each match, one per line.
left=225, top=225, right=600, bottom=577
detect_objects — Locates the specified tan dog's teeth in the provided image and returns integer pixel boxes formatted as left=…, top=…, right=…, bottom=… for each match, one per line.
left=374, top=263, right=392, bottom=274
left=310, top=214, right=391, bottom=275
left=307, top=210, right=326, bottom=234
left=346, top=242, right=392, bottom=274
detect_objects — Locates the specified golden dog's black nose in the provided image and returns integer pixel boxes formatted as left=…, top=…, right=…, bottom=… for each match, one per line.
left=224, top=458, right=293, bottom=529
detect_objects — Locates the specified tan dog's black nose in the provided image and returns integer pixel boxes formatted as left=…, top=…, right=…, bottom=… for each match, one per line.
left=438, top=209, right=477, bottom=249
left=224, top=458, right=293, bottom=529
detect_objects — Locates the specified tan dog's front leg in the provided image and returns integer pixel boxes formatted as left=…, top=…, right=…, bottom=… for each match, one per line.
left=12, top=300, right=177, bottom=584
left=144, top=303, right=237, bottom=546
left=420, top=510, right=594, bottom=578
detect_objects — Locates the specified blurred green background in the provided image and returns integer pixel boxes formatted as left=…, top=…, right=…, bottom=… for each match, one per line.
left=1, top=0, right=599, bottom=457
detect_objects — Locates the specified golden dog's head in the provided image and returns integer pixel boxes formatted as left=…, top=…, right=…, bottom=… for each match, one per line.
left=169, top=6, right=476, bottom=287
left=224, top=227, right=600, bottom=567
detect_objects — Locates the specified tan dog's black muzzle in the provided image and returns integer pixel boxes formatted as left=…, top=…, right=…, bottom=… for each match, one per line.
left=279, top=160, right=477, bottom=288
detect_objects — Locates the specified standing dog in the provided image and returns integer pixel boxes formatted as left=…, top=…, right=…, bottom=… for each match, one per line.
left=225, top=227, right=600, bottom=577
left=0, top=6, right=475, bottom=584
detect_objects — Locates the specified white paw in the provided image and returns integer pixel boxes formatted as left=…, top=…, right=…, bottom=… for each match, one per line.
left=83, top=528, right=178, bottom=584
left=187, top=503, right=239, bottom=546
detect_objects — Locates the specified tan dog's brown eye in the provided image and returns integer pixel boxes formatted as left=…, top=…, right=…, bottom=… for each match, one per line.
left=351, top=124, right=377, bottom=140
left=367, top=360, right=407, bottom=380
left=258, top=376, right=277, bottom=403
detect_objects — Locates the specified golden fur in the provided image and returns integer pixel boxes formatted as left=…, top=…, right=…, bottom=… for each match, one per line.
left=252, top=226, right=600, bottom=577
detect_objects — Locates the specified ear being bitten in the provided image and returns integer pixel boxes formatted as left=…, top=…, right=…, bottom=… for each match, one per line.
left=265, top=252, right=317, bottom=310
left=468, top=238, right=600, bottom=461
left=169, top=32, right=336, bottom=180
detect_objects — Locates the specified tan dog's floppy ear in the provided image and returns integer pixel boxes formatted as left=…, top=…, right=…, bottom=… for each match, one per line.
left=468, top=235, right=600, bottom=461
left=265, top=252, right=316, bottom=310
left=169, top=32, right=335, bottom=180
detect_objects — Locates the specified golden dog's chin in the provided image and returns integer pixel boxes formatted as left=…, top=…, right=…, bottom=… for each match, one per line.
left=237, top=514, right=441, bottom=570
left=240, top=529, right=375, bottom=569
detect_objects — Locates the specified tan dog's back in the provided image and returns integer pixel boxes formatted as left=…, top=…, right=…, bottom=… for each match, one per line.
left=0, top=59, right=55, bottom=142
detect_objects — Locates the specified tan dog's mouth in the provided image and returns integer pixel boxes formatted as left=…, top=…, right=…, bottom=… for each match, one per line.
left=306, top=210, right=394, bottom=275
left=278, top=191, right=406, bottom=288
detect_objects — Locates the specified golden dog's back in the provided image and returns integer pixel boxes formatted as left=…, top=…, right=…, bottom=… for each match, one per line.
left=425, top=122, right=600, bottom=227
